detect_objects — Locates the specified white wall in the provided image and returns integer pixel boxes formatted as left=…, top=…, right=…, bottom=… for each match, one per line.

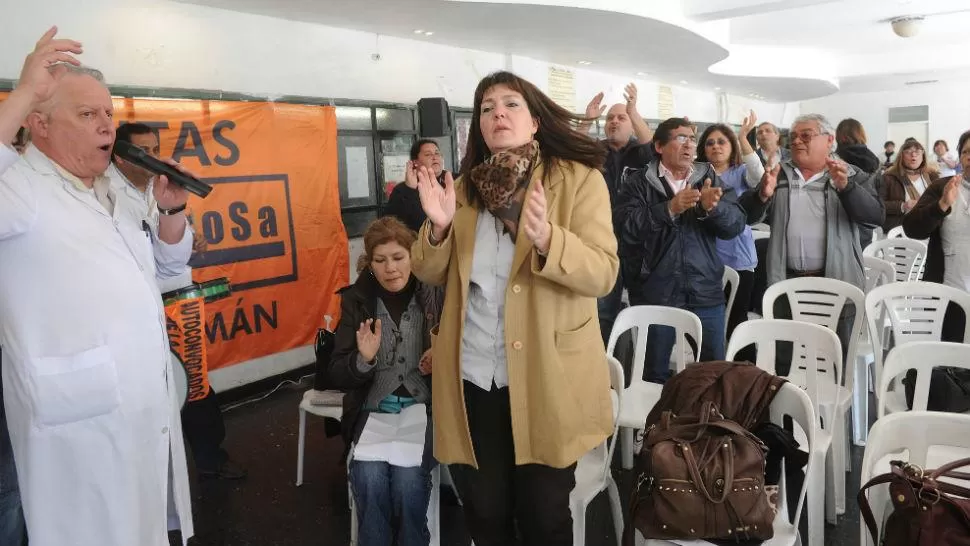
left=2, top=0, right=795, bottom=390
left=802, top=84, right=970, bottom=157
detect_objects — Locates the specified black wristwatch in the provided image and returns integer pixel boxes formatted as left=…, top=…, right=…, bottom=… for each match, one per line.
left=157, top=203, right=187, bottom=216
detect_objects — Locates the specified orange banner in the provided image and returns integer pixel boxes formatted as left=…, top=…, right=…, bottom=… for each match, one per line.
left=2, top=93, right=350, bottom=370
left=165, top=295, right=211, bottom=402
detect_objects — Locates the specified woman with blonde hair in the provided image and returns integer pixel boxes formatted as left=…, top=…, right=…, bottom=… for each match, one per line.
left=329, top=216, right=441, bottom=546
left=881, top=137, right=940, bottom=231
left=411, top=70, right=618, bottom=545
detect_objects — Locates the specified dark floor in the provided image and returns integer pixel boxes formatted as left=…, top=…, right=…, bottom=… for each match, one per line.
left=170, top=378, right=867, bottom=546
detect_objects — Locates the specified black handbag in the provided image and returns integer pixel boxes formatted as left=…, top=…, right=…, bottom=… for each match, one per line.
left=312, top=316, right=336, bottom=391
left=904, top=367, right=970, bottom=413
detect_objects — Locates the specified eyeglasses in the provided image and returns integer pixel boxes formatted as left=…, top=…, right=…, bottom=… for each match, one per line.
left=705, top=138, right=729, bottom=147
left=672, top=134, right=698, bottom=145
left=790, top=131, right=824, bottom=143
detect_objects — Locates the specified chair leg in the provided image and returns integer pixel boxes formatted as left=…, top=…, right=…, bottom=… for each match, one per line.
left=571, top=497, right=586, bottom=546
left=621, top=428, right=634, bottom=470
left=825, top=442, right=838, bottom=524
left=296, top=408, right=307, bottom=486
left=852, top=356, right=870, bottom=446
left=832, top=412, right=847, bottom=516
left=808, top=453, right=826, bottom=546
left=607, top=478, right=624, bottom=546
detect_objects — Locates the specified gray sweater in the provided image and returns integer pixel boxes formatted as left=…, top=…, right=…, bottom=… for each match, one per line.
left=739, top=159, right=885, bottom=290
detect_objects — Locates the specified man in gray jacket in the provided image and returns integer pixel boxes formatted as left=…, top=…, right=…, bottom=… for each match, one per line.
left=739, top=113, right=884, bottom=368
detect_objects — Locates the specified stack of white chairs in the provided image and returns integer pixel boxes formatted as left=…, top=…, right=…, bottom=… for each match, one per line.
left=726, top=319, right=841, bottom=545
left=863, top=238, right=927, bottom=282
left=761, top=277, right=865, bottom=523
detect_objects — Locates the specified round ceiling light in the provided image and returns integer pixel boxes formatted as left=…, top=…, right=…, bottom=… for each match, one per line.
left=890, top=16, right=924, bottom=38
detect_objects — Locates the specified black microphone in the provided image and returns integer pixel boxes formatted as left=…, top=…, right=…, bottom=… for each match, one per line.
left=113, top=140, right=213, bottom=198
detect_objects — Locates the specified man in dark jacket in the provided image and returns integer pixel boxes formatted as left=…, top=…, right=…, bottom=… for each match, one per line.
left=615, top=117, right=746, bottom=383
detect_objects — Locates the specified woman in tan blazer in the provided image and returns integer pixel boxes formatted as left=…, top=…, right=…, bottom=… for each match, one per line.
left=410, top=71, right=618, bottom=546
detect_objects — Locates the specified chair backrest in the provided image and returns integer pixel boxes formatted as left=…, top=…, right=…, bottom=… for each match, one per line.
left=607, top=306, right=702, bottom=390
left=752, top=230, right=771, bottom=241
left=863, top=255, right=896, bottom=294
left=602, top=355, right=625, bottom=483
left=769, top=383, right=817, bottom=529
left=865, top=282, right=970, bottom=392
left=862, top=238, right=927, bottom=282
left=727, top=319, right=842, bottom=419
left=860, top=412, right=970, bottom=546
left=722, top=266, right=740, bottom=338
left=877, top=341, right=970, bottom=417
left=762, top=277, right=864, bottom=388
left=885, top=225, right=906, bottom=239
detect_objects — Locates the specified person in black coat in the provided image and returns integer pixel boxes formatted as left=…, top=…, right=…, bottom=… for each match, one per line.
left=836, top=118, right=883, bottom=248
left=384, top=139, right=452, bottom=233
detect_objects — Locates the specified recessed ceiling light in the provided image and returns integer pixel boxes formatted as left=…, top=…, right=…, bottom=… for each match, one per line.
left=637, top=72, right=648, bottom=77
left=714, top=87, right=721, bottom=91
left=578, top=60, right=592, bottom=65
left=680, top=80, right=689, bottom=85
left=414, top=29, right=424, bottom=34
left=424, top=31, right=434, bottom=36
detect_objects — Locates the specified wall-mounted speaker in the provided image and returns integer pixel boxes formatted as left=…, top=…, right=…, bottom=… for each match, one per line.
left=418, top=97, right=451, bottom=137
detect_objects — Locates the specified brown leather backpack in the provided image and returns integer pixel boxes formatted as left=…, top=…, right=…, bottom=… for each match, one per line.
left=624, top=401, right=775, bottom=544
left=859, top=458, right=970, bottom=546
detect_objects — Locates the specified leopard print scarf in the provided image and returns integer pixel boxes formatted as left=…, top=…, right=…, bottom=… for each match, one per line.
left=469, top=140, right=540, bottom=241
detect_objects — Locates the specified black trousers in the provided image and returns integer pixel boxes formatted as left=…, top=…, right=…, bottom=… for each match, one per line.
left=181, top=388, right=229, bottom=471
left=726, top=269, right=756, bottom=343
left=449, top=381, right=576, bottom=546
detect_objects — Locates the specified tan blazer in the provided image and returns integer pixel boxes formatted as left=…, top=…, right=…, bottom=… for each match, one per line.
left=411, top=158, right=619, bottom=469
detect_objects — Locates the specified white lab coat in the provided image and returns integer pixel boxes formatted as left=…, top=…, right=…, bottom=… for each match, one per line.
left=0, top=145, right=194, bottom=546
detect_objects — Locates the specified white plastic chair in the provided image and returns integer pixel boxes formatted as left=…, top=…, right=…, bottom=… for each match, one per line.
left=753, top=230, right=771, bottom=241
left=726, top=319, right=841, bottom=537
left=571, top=355, right=625, bottom=546
left=637, top=382, right=819, bottom=546
left=865, top=281, right=970, bottom=406
left=877, top=341, right=970, bottom=418
left=885, top=225, right=905, bottom=239
left=607, top=306, right=702, bottom=470
left=854, top=256, right=898, bottom=445
left=859, top=412, right=970, bottom=546
left=863, top=238, right=927, bottom=282
left=762, top=276, right=864, bottom=517
left=722, top=266, right=740, bottom=339
left=296, top=389, right=343, bottom=486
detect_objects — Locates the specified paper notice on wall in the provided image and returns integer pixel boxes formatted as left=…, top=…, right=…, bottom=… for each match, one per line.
left=346, top=146, right=370, bottom=199
left=382, top=155, right=410, bottom=185
left=548, top=66, right=576, bottom=113
left=658, top=85, right=675, bottom=119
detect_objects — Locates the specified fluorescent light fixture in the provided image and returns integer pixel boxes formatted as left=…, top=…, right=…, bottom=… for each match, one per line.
left=714, top=87, right=721, bottom=91
left=578, top=60, right=592, bottom=65
left=637, top=72, right=648, bottom=77
left=414, top=29, right=424, bottom=34
left=425, top=31, right=434, bottom=36
left=680, top=80, right=689, bottom=85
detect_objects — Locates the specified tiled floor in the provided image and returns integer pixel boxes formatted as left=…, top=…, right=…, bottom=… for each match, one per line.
left=172, top=380, right=867, bottom=546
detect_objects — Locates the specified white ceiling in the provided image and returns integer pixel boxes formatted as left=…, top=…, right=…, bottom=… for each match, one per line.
left=176, top=0, right=970, bottom=101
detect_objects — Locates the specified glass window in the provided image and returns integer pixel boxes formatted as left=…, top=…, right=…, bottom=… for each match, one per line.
left=335, top=106, right=373, bottom=130
left=380, top=135, right=415, bottom=199
left=337, top=134, right=377, bottom=207
left=376, top=108, right=415, bottom=131
left=341, top=209, right=378, bottom=239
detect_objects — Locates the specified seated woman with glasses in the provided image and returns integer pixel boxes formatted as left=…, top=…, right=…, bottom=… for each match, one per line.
left=330, top=216, right=441, bottom=546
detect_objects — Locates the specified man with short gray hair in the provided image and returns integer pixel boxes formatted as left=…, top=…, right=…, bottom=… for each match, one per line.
left=740, top=113, right=884, bottom=368
left=756, top=121, right=790, bottom=167
left=0, top=28, right=194, bottom=545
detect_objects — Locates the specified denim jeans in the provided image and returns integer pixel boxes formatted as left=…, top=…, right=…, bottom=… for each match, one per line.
left=0, top=380, right=26, bottom=546
left=350, top=460, right=432, bottom=546
left=645, top=304, right=726, bottom=383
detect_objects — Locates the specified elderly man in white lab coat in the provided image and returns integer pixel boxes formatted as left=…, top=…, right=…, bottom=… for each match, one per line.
left=0, top=28, right=194, bottom=546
